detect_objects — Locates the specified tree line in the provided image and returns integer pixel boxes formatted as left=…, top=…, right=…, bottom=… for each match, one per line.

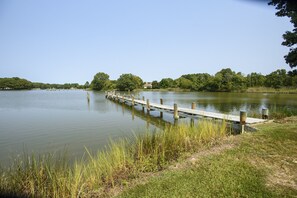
left=1, top=68, right=296, bottom=91
left=91, top=68, right=297, bottom=92
left=0, top=77, right=90, bottom=90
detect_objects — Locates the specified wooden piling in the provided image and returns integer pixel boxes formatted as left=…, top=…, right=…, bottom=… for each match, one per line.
left=191, top=102, right=196, bottom=110
left=87, top=92, right=90, bottom=103
left=190, top=102, right=196, bottom=126
left=240, top=111, right=247, bottom=133
left=174, top=103, right=179, bottom=120
left=132, top=96, right=135, bottom=106
left=160, top=99, right=163, bottom=118
left=142, top=96, right=145, bottom=111
left=147, top=99, right=150, bottom=114
left=262, top=108, right=269, bottom=119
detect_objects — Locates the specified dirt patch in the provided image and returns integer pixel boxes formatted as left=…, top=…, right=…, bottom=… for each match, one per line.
left=274, top=116, right=297, bottom=124
left=248, top=156, right=297, bottom=191
left=169, top=139, right=236, bottom=170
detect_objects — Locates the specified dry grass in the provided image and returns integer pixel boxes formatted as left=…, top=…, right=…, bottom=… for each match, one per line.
left=0, top=120, right=228, bottom=198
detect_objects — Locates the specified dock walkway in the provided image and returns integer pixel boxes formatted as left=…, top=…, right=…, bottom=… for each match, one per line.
left=105, top=92, right=268, bottom=125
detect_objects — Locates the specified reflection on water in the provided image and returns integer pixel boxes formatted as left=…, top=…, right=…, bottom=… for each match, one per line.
left=0, top=90, right=296, bottom=165
left=138, top=92, right=297, bottom=116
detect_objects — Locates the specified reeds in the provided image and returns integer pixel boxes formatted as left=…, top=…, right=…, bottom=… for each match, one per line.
left=0, top=120, right=228, bottom=197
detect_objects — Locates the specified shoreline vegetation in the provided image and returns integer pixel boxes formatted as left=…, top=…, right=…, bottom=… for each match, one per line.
left=119, top=117, right=297, bottom=198
left=1, top=117, right=296, bottom=197
left=0, top=120, right=228, bottom=197
left=1, top=68, right=297, bottom=93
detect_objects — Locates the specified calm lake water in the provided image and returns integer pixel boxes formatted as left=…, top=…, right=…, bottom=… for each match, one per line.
left=0, top=90, right=297, bottom=165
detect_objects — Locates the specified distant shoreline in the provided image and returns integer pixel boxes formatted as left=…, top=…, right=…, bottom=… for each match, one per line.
left=1, top=87, right=297, bottom=94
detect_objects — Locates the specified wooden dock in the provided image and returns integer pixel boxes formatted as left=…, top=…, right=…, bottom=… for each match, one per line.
left=105, top=92, right=269, bottom=125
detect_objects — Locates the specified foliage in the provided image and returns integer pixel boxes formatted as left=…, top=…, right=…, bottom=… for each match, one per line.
left=32, top=82, right=82, bottom=89
left=209, top=68, right=247, bottom=92
left=152, top=68, right=296, bottom=92
left=84, top=81, right=90, bottom=89
left=91, top=72, right=110, bottom=91
left=116, top=73, right=143, bottom=91
left=159, top=78, right=175, bottom=89
left=174, top=77, right=192, bottom=89
left=182, top=73, right=212, bottom=91
left=265, top=69, right=288, bottom=88
left=151, top=80, right=160, bottom=89
left=0, top=77, right=33, bottom=90
left=247, top=72, right=266, bottom=87
left=269, top=0, right=297, bottom=68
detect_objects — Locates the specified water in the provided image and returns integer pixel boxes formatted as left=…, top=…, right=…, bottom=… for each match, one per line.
left=0, top=90, right=296, bottom=165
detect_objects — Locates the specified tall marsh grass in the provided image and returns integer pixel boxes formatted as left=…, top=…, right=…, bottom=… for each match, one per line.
left=0, top=120, right=228, bottom=197
left=249, top=106, right=297, bottom=120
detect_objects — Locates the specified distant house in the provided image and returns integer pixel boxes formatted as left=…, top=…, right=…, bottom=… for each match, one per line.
left=143, top=82, right=152, bottom=89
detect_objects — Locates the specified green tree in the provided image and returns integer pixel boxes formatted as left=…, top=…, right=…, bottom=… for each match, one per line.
left=265, top=69, right=287, bottom=88
left=152, top=80, right=160, bottom=89
left=175, top=77, right=192, bottom=89
left=91, top=72, right=110, bottom=91
left=159, top=78, right=175, bottom=88
left=246, top=72, right=266, bottom=87
left=0, top=77, right=33, bottom=90
left=182, top=73, right=212, bottom=91
left=269, top=0, right=297, bottom=68
left=210, top=68, right=247, bottom=92
left=116, top=73, right=143, bottom=91
left=232, top=72, right=247, bottom=91
left=287, top=69, right=297, bottom=86
left=84, top=81, right=90, bottom=89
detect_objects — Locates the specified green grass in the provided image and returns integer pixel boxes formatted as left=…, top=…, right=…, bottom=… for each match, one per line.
left=248, top=106, right=297, bottom=120
left=119, top=118, right=297, bottom=198
left=246, top=87, right=297, bottom=94
left=0, top=120, right=228, bottom=198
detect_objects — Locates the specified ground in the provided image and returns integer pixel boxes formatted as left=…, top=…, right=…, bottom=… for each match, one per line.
left=115, top=117, right=297, bottom=197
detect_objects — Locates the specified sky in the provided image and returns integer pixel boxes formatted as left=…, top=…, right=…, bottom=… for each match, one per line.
left=0, top=0, right=293, bottom=84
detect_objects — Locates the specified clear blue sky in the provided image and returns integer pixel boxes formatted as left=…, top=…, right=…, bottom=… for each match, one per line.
left=0, top=0, right=293, bottom=84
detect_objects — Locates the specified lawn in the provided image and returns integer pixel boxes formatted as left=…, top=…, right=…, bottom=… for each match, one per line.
left=119, top=117, right=297, bottom=198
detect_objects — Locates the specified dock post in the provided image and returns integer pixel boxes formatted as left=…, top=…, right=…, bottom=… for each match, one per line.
left=142, top=96, right=145, bottom=111
left=146, top=99, right=150, bottom=114
left=160, top=98, right=163, bottom=118
left=190, top=102, right=196, bottom=127
left=191, top=102, right=196, bottom=110
left=132, top=96, right=135, bottom=106
left=262, top=108, right=269, bottom=119
left=87, top=92, right=90, bottom=103
left=240, top=111, right=247, bottom=133
left=174, top=103, right=179, bottom=120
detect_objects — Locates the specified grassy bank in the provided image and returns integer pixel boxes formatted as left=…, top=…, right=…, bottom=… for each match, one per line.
left=119, top=117, right=297, bottom=197
left=135, top=88, right=191, bottom=92
left=135, top=87, right=297, bottom=93
left=0, top=120, right=227, bottom=197
left=246, top=87, right=297, bottom=94
left=249, top=106, right=297, bottom=120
